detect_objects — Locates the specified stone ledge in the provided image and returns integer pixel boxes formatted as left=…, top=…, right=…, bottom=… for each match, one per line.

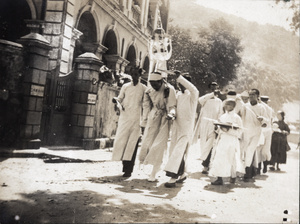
left=18, top=139, right=41, bottom=149
left=82, top=138, right=115, bottom=150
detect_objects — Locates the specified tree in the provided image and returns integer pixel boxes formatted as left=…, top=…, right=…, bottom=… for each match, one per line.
left=276, top=0, right=300, bottom=33
left=166, top=25, right=193, bottom=88
left=167, top=25, right=193, bottom=71
left=230, top=59, right=299, bottom=111
left=167, top=18, right=243, bottom=95
left=204, top=18, right=243, bottom=88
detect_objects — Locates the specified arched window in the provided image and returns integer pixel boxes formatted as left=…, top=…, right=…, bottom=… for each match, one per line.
left=73, top=11, right=97, bottom=60
left=126, top=45, right=136, bottom=69
left=0, top=0, right=31, bottom=41
left=121, top=38, right=125, bottom=57
left=103, top=30, right=118, bottom=55
left=139, top=51, right=142, bottom=66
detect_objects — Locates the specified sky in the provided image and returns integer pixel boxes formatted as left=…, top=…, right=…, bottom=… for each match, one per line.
left=195, top=0, right=296, bottom=32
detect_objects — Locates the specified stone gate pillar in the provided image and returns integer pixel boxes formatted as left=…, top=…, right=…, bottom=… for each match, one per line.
left=18, top=33, right=51, bottom=149
left=71, top=53, right=103, bottom=149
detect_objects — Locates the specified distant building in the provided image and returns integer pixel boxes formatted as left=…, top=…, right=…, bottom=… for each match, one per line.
left=0, top=0, right=170, bottom=149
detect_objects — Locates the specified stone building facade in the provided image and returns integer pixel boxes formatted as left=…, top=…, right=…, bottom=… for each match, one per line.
left=0, top=0, right=170, bottom=149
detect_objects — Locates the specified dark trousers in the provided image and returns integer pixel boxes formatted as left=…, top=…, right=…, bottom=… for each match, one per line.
left=258, top=161, right=269, bottom=170
left=122, top=140, right=139, bottom=174
left=245, top=166, right=256, bottom=178
left=202, top=150, right=212, bottom=168
left=244, top=152, right=259, bottom=178
left=202, top=133, right=217, bottom=169
left=166, top=159, right=185, bottom=179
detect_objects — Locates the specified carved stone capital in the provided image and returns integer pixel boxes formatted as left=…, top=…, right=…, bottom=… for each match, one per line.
left=103, top=54, right=125, bottom=71
left=95, top=44, right=108, bottom=60
left=25, top=19, right=45, bottom=34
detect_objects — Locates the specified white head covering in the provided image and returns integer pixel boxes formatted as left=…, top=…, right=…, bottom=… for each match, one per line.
left=227, top=90, right=237, bottom=99
left=260, top=96, right=270, bottom=102
left=149, top=72, right=163, bottom=81
left=240, top=90, right=249, bottom=97
left=224, top=98, right=236, bottom=106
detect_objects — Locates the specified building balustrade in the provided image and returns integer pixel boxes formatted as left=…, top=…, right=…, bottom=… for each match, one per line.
left=132, top=4, right=141, bottom=26
left=146, top=21, right=153, bottom=36
left=109, top=0, right=121, bottom=7
left=103, top=0, right=157, bottom=36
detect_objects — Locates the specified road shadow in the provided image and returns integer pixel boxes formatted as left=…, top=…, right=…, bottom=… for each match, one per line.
left=268, top=169, right=287, bottom=174
left=0, top=150, right=104, bottom=164
left=89, top=175, right=126, bottom=184
left=254, top=174, right=269, bottom=181
left=0, top=190, right=210, bottom=223
left=88, top=175, right=183, bottom=199
left=134, top=180, right=183, bottom=200
left=188, top=172, right=212, bottom=183
left=203, top=178, right=262, bottom=194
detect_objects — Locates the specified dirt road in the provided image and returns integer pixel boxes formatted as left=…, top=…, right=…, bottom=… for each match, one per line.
left=0, top=142, right=299, bottom=223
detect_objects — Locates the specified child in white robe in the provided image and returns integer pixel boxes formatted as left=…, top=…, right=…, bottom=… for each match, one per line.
left=209, top=99, right=244, bottom=185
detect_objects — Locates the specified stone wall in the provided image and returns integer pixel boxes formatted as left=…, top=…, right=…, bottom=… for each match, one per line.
left=94, top=83, right=120, bottom=139
left=0, top=40, right=24, bottom=146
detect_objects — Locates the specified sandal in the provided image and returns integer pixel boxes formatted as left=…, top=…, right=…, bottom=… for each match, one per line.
left=147, top=178, right=157, bottom=182
left=176, top=176, right=187, bottom=183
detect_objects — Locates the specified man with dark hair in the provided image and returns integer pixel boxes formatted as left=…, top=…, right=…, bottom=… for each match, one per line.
left=238, top=88, right=268, bottom=181
left=111, top=67, right=147, bottom=177
left=193, top=81, right=223, bottom=174
left=164, top=71, right=199, bottom=187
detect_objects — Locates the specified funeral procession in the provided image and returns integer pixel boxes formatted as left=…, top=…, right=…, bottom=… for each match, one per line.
left=0, top=0, right=299, bottom=223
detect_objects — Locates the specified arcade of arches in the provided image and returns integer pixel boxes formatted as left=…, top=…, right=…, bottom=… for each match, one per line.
left=0, top=0, right=169, bottom=149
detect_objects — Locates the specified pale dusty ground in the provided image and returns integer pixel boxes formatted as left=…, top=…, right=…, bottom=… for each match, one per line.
left=0, top=142, right=299, bottom=223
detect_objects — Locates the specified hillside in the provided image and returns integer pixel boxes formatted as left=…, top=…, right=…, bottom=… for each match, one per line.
left=168, top=0, right=300, bottom=77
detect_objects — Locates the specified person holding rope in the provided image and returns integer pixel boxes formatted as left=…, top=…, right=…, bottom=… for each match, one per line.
left=238, top=88, right=268, bottom=182
left=138, top=71, right=177, bottom=182
left=193, top=82, right=223, bottom=175
left=164, top=71, right=199, bottom=188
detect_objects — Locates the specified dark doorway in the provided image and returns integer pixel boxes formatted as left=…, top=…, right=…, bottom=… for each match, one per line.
left=0, top=0, right=31, bottom=42
left=125, top=45, right=136, bottom=72
left=142, top=56, right=150, bottom=84
left=102, top=30, right=118, bottom=67
left=73, top=12, right=98, bottom=60
left=103, top=30, right=118, bottom=55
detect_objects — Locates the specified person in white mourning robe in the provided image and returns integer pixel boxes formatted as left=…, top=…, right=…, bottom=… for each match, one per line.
left=139, top=72, right=177, bottom=182
left=256, top=95, right=274, bottom=174
left=193, top=82, right=223, bottom=174
left=164, top=71, right=199, bottom=188
left=209, top=99, right=244, bottom=185
left=238, top=88, right=268, bottom=182
left=111, top=67, right=147, bottom=177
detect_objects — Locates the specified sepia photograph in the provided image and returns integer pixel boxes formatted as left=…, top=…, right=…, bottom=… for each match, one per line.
left=0, top=0, right=299, bottom=223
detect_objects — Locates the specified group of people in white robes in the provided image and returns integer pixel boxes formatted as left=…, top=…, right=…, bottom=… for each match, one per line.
left=194, top=85, right=286, bottom=185
left=111, top=68, right=288, bottom=187
left=112, top=69, right=198, bottom=187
